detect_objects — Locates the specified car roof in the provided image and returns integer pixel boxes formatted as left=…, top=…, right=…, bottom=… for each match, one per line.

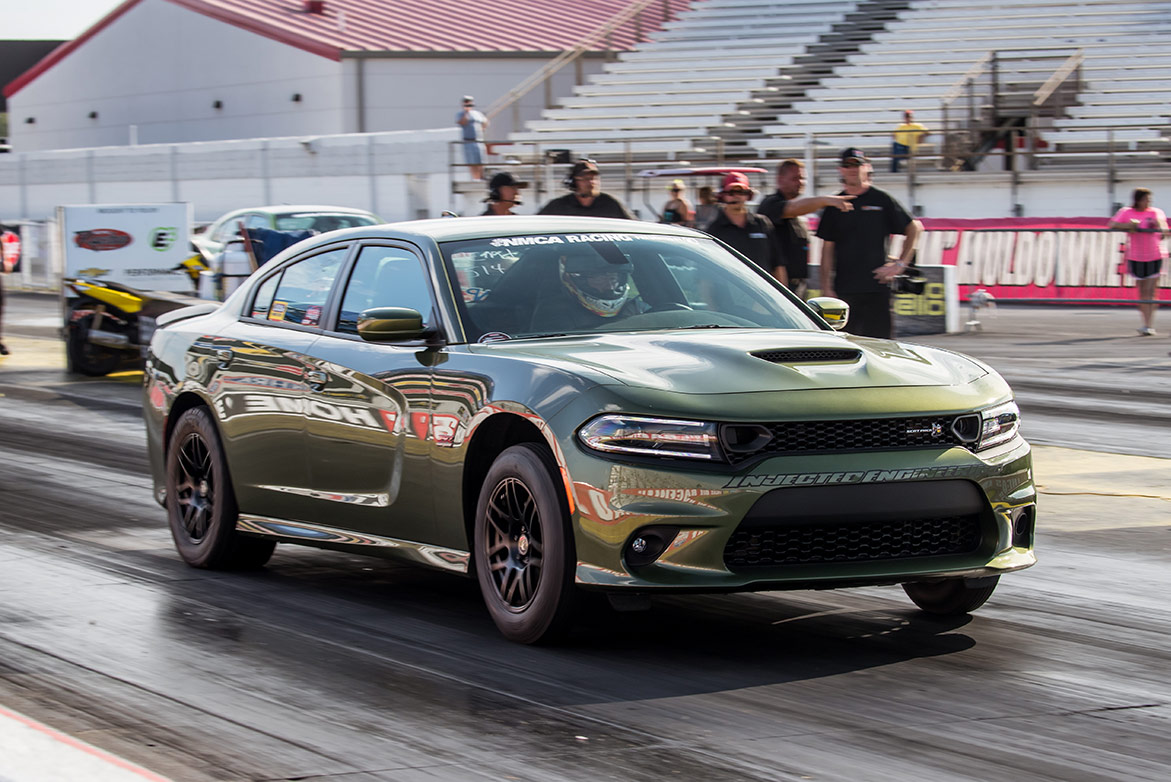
left=335, top=216, right=705, bottom=245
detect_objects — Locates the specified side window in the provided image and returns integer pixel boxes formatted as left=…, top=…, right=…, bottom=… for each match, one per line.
left=250, top=272, right=281, bottom=319
left=266, top=248, right=348, bottom=326
left=211, top=217, right=238, bottom=242
left=337, top=246, right=433, bottom=335
left=244, top=213, right=270, bottom=230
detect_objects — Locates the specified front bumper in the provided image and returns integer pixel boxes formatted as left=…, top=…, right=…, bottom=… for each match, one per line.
left=565, top=437, right=1036, bottom=591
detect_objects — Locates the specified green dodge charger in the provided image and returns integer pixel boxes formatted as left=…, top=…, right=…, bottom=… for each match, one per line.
left=144, top=216, right=1036, bottom=643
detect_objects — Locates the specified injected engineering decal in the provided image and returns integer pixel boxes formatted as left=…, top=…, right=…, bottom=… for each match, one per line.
left=723, top=464, right=979, bottom=489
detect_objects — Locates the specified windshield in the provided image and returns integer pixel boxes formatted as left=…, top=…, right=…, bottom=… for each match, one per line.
left=440, top=231, right=820, bottom=343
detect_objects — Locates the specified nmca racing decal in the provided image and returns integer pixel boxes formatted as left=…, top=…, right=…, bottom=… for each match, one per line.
left=723, top=464, right=977, bottom=489
left=74, top=229, right=132, bottom=251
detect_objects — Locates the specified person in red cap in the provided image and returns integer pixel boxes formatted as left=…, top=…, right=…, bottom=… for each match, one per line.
left=703, top=172, right=779, bottom=277
left=539, top=160, right=635, bottom=219
left=815, top=148, right=923, bottom=339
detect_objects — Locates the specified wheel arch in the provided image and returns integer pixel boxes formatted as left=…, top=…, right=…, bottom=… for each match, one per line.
left=164, top=391, right=213, bottom=452
left=461, top=413, right=572, bottom=552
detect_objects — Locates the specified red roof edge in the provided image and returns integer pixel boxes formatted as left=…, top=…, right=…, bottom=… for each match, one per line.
left=166, top=0, right=340, bottom=61
left=3, top=0, right=340, bottom=99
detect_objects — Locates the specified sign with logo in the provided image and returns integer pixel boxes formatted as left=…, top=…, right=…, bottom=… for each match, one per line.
left=0, top=229, right=20, bottom=273
left=806, top=264, right=958, bottom=336
left=58, top=203, right=192, bottom=292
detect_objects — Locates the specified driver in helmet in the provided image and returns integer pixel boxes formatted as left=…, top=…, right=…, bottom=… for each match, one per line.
left=530, top=245, right=646, bottom=331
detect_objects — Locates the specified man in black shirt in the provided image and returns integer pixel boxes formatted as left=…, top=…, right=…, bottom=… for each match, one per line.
left=704, top=172, right=778, bottom=275
left=815, top=148, right=922, bottom=339
left=539, top=159, right=635, bottom=219
left=757, top=158, right=854, bottom=296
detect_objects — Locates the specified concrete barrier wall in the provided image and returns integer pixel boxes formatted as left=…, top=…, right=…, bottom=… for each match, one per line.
left=0, top=127, right=459, bottom=226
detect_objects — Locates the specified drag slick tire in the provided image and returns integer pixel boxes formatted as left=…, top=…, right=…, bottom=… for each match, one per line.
left=165, top=406, right=275, bottom=570
left=473, top=443, right=576, bottom=644
left=903, top=576, right=999, bottom=616
left=66, top=314, right=123, bottom=377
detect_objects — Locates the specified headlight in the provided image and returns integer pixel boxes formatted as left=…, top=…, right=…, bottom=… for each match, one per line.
left=954, top=400, right=1021, bottom=451
left=578, top=415, right=722, bottom=461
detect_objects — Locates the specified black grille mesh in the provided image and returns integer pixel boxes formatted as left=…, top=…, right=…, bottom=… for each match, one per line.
left=725, top=515, right=983, bottom=569
left=723, top=416, right=965, bottom=463
left=752, top=349, right=862, bottom=363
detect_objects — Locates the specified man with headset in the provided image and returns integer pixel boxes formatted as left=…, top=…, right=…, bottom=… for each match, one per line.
left=481, top=172, right=528, bottom=215
left=539, top=159, right=635, bottom=219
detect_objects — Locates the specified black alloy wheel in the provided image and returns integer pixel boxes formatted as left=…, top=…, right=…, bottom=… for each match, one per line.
left=483, top=477, right=545, bottom=610
left=474, top=443, right=576, bottom=644
left=174, top=429, right=215, bottom=543
left=165, top=406, right=275, bottom=570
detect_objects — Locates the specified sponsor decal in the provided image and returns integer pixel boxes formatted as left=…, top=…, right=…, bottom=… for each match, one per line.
left=302, top=305, right=322, bottom=326
left=477, top=331, right=511, bottom=343
left=74, top=229, right=132, bottom=251
left=77, top=267, right=111, bottom=278
left=722, top=464, right=975, bottom=489
left=268, top=301, right=288, bottom=322
left=149, top=227, right=179, bottom=252
left=126, top=268, right=181, bottom=276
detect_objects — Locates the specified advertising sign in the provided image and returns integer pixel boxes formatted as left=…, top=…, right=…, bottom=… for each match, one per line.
left=58, top=203, right=192, bottom=292
left=914, top=217, right=1169, bottom=302
left=807, top=264, right=958, bottom=336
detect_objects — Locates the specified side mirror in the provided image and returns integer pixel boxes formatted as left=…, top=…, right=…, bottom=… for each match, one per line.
left=807, top=297, right=850, bottom=331
left=357, top=307, right=427, bottom=342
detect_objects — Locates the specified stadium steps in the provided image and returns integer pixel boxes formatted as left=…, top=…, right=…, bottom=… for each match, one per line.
left=707, top=0, right=914, bottom=151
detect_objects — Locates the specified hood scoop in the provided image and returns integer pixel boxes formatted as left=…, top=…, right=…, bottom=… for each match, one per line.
left=752, top=348, right=862, bottom=364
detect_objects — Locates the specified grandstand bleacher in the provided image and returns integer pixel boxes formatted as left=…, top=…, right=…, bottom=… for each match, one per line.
left=497, top=0, right=1170, bottom=173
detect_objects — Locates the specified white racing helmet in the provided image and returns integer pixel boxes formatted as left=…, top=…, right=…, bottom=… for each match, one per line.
left=559, top=247, right=633, bottom=318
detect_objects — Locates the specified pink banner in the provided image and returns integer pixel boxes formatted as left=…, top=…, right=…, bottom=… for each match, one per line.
left=914, top=217, right=1169, bottom=302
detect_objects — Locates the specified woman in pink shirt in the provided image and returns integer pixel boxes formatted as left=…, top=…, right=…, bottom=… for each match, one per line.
left=1109, top=188, right=1168, bottom=336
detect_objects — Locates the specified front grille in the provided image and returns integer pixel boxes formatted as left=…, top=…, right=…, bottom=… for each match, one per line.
left=722, top=416, right=965, bottom=463
left=725, top=515, right=983, bottom=569
left=752, top=348, right=861, bottom=363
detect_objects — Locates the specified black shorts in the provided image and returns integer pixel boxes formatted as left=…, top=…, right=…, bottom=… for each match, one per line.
left=1128, top=259, right=1163, bottom=280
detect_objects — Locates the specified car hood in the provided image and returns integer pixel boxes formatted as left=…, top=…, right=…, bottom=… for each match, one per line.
left=473, top=329, right=987, bottom=393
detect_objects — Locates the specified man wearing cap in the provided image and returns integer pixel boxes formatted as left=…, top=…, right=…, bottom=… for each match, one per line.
left=455, top=96, right=488, bottom=181
left=539, top=160, right=635, bottom=219
left=482, top=172, right=528, bottom=215
left=704, top=172, right=779, bottom=276
left=815, top=148, right=923, bottom=339
left=756, top=158, right=854, bottom=295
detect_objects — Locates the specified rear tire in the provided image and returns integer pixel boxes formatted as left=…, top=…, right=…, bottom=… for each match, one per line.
left=903, top=576, right=999, bottom=615
left=473, top=443, right=576, bottom=644
left=165, top=406, right=275, bottom=570
left=67, top=314, right=123, bottom=376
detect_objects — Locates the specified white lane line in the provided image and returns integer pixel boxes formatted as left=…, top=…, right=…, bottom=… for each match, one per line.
left=0, top=705, right=173, bottom=782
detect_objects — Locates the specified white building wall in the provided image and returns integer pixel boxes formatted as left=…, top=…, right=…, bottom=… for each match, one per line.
left=7, top=0, right=343, bottom=152
left=341, top=56, right=608, bottom=140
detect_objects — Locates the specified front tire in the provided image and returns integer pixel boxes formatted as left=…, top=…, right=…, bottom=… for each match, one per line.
left=473, top=444, right=576, bottom=644
left=165, top=406, right=275, bottom=570
left=903, top=576, right=999, bottom=615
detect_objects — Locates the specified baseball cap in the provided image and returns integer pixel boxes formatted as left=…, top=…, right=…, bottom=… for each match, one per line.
left=488, top=172, right=529, bottom=190
left=462, top=95, right=475, bottom=104
left=668, top=178, right=686, bottom=192
left=839, top=147, right=868, bottom=165
left=569, top=159, right=600, bottom=178
left=720, top=172, right=752, bottom=192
